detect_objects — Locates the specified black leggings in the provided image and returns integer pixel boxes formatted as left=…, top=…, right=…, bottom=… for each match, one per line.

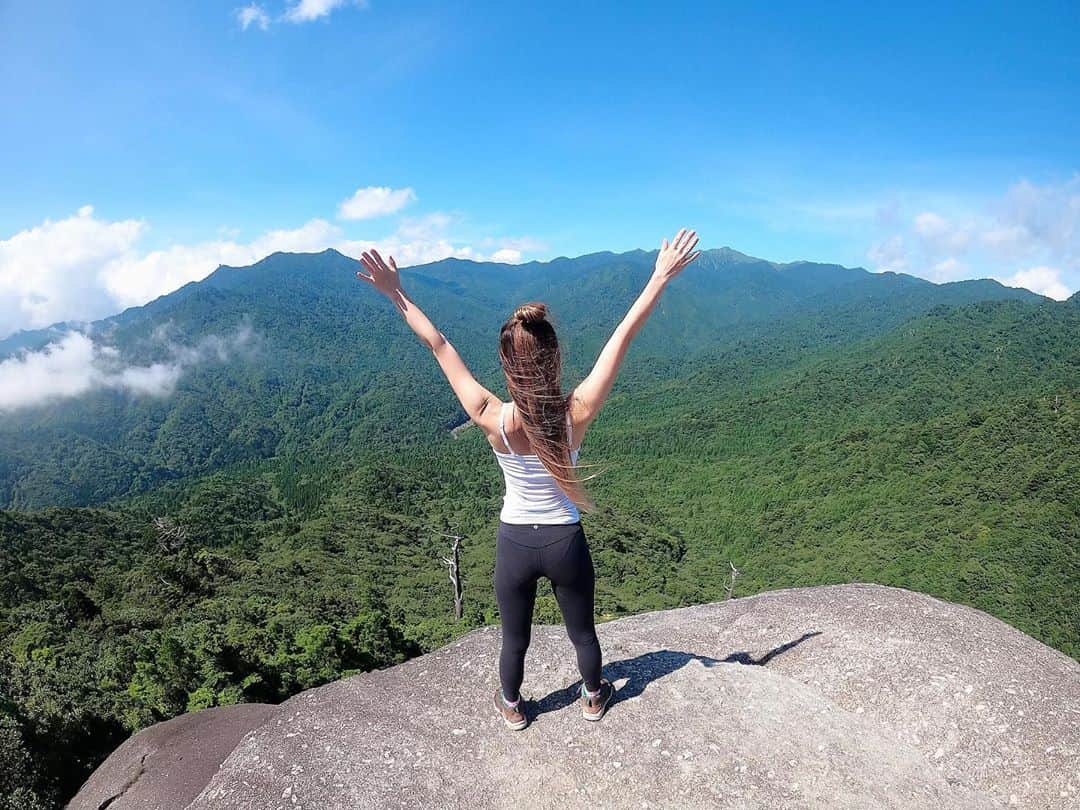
left=494, top=520, right=603, bottom=700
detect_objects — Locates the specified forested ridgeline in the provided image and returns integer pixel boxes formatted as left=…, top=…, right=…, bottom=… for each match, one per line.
left=0, top=248, right=1039, bottom=510
left=0, top=250, right=1075, bottom=810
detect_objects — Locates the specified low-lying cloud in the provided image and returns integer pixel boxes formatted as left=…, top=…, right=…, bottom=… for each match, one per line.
left=0, top=325, right=256, bottom=412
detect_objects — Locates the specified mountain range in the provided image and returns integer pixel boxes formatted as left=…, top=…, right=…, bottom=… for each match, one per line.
left=0, top=247, right=1047, bottom=509
left=0, top=246, right=1075, bottom=810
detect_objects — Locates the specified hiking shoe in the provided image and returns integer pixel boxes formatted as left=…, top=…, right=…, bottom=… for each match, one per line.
left=494, top=689, right=528, bottom=730
left=581, top=678, right=614, bottom=721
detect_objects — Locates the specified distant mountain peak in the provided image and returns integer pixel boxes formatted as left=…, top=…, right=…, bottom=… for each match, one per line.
left=707, top=246, right=767, bottom=264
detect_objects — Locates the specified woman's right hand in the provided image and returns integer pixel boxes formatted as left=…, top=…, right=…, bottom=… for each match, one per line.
left=651, top=228, right=700, bottom=285
left=356, top=249, right=404, bottom=299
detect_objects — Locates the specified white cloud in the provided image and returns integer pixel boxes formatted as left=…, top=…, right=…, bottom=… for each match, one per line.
left=1, top=202, right=539, bottom=339
left=395, top=212, right=452, bottom=238
left=867, top=234, right=907, bottom=273
left=0, top=208, right=340, bottom=335
left=930, top=257, right=966, bottom=282
left=980, top=224, right=1028, bottom=254
left=99, top=218, right=341, bottom=309
left=338, top=212, right=542, bottom=266
left=114, top=361, right=186, bottom=396
left=0, top=326, right=254, bottom=411
left=236, top=0, right=365, bottom=30
left=913, top=212, right=948, bottom=238
left=867, top=176, right=1079, bottom=298
left=284, top=0, right=363, bottom=23
left=491, top=248, right=523, bottom=263
left=479, top=235, right=547, bottom=255
left=989, top=177, right=1079, bottom=264
left=0, top=205, right=144, bottom=335
left=996, top=266, right=1071, bottom=301
left=341, top=215, right=547, bottom=266
left=0, top=333, right=101, bottom=409
left=913, top=212, right=970, bottom=253
left=236, top=3, right=270, bottom=30
left=338, top=186, right=417, bottom=221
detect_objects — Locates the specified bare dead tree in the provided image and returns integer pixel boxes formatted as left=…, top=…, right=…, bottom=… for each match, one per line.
left=436, top=530, right=464, bottom=620
left=153, top=516, right=188, bottom=554
left=151, top=517, right=190, bottom=592
left=726, top=561, right=740, bottom=600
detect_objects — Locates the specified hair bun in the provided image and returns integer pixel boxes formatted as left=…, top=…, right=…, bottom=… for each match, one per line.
left=513, top=302, right=548, bottom=325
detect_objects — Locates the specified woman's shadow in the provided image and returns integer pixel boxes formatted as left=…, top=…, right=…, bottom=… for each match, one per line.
left=526, top=631, right=820, bottom=719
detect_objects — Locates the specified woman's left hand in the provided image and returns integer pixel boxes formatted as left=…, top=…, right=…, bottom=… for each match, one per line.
left=356, top=249, right=403, bottom=297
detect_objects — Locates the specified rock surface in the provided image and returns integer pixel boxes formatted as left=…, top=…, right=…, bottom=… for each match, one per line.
left=67, top=703, right=277, bottom=810
left=70, top=583, right=1080, bottom=809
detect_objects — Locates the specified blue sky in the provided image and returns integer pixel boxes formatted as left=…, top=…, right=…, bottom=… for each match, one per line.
left=1, top=0, right=1078, bottom=338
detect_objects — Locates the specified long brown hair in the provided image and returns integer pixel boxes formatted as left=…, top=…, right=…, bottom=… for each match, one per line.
left=499, top=302, right=596, bottom=511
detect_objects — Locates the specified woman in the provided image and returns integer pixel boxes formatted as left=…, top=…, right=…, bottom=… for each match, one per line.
left=355, top=228, right=701, bottom=730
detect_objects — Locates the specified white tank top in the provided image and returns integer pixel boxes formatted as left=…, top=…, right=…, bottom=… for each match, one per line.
left=493, top=401, right=581, bottom=525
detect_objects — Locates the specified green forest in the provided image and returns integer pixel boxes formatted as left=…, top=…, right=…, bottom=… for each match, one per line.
left=0, top=249, right=1076, bottom=810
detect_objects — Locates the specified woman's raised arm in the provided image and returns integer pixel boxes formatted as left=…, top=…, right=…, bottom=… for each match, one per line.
left=356, top=249, right=497, bottom=422
left=571, top=228, right=700, bottom=429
